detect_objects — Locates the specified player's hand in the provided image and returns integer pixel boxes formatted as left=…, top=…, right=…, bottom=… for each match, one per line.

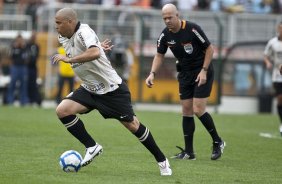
left=101, top=39, right=114, bottom=52
left=52, top=54, right=70, bottom=64
left=279, top=64, right=282, bottom=75
left=195, top=70, right=207, bottom=87
left=145, top=73, right=155, bottom=88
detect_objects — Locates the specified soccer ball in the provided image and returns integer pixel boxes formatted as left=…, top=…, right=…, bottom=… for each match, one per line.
left=59, top=150, right=82, bottom=172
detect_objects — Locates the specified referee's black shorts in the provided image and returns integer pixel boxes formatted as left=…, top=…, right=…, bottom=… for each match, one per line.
left=178, top=65, right=214, bottom=100
left=66, top=81, right=135, bottom=122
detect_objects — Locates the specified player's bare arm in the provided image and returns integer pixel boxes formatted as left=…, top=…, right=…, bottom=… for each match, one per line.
left=264, top=55, right=273, bottom=70
left=145, top=53, right=164, bottom=88
left=52, top=47, right=100, bottom=64
left=196, top=45, right=213, bottom=86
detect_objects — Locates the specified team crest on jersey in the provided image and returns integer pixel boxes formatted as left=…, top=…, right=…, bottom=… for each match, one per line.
left=183, top=43, right=193, bottom=54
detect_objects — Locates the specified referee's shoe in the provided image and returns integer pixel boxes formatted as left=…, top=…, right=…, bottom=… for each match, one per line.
left=81, top=143, right=103, bottom=167
left=171, top=146, right=196, bottom=160
left=211, top=140, right=226, bottom=160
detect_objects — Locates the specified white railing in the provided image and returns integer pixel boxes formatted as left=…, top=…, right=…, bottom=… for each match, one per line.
left=0, top=14, right=32, bottom=31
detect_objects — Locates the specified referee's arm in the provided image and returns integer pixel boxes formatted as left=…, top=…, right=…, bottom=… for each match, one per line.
left=145, top=53, right=164, bottom=88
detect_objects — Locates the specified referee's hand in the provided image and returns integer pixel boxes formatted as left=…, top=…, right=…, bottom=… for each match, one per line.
left=145, top=73, right=154, bottom=88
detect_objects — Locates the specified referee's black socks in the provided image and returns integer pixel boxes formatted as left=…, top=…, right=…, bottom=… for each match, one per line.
left=199, top=112, right=221, bottom=143
left=59, top=115, right=96, bottom=148
left=182, top=116, right=195, bottom=153
left=133, top=123, right=166, bottom=162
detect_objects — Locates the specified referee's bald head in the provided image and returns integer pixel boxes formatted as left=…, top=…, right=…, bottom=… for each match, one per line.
left=162, top=3, right=178, bottom=16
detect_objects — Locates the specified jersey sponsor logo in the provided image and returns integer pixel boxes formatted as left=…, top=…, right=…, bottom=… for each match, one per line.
left=167, top=40, right=176, bottom=45
left=192, top=28, right=205, bottom=43
left=157, top=33, right=164, bottom=47
left=71, top=62, right=84, bottom=68
left=78, top=32, right=86, bottom=48
left=82, top=83, right=105, bottom=93
left=183, top=43, right=193, bottom=54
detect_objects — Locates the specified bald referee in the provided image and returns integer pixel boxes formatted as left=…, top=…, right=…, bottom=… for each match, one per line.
left=145, top=4, right=225, bottom=160
left=52, top=8, right=172, bottom=176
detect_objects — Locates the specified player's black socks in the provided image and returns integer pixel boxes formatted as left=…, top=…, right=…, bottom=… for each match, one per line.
left=277, top=105, right=282, bottom=123
left=59, top=115, right=96, bottom=148
left=182, top=116, right=195, bottom=153
left=133, top=123, right=166, bottom=162
left=198, top=112, right=221, bottom=142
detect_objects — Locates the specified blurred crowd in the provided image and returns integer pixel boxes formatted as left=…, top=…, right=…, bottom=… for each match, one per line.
left=0, top=0, right=281, bottom=14
left=0, top=0, right=280, bottom=32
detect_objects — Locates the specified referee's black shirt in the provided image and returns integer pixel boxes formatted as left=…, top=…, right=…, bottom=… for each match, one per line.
left=157, top=20, right=211, bottom=71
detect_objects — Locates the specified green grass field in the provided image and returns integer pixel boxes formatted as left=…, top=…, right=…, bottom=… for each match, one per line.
left=0, top=106, right=282, bottom=184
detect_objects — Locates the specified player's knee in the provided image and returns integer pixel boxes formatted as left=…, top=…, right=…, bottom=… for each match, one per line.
left=122, top=117, right=140, bottom=133
left=56, top=104, right=71, bottom=118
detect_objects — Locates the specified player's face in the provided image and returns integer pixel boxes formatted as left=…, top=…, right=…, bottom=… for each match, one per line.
left=162, top=11, right=179, bottom=31
left=55, top=15, right=72, bottom=38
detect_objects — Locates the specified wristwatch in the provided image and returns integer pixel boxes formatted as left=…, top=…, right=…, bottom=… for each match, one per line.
left=202, top=67, right=208, bottom=71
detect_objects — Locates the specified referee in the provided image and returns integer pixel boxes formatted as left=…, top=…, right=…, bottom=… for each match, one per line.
left=145, top=4, right=225, bottom=160
left=52, top=8, right=172, bottom=176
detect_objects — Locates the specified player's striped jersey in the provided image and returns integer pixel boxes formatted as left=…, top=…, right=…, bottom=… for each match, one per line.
left=264, top=37, right=282, bottom=82
left=58, top=22, right=122, bottom=94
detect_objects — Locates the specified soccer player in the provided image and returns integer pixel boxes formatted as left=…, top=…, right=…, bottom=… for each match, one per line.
left=145, top=4, right=225, bottom=160
left=52, top=8, right=172, bottom=176
left=264, top=21, right=282, bottom=136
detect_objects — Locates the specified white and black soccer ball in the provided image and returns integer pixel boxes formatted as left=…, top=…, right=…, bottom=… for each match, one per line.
left=59, top=150, right=82, bottom=172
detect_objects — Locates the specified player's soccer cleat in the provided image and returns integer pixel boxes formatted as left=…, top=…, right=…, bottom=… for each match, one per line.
left=279, top=125, right=282, bottom=136
left=170, top=146, right=196, bottom=160
left=211, top=140, right=226, bottom=160
left=158, top=158, right=172, bottom=176
left=81, top=143, right=103, bottom=167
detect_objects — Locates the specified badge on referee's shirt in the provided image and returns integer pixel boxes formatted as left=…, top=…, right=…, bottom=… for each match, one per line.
left=183, top=43, right=193, bottom=54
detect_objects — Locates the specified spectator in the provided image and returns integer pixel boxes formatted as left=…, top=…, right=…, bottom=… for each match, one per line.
left=6, top=34, right=29, bottom=106
left=26, top=31, right=42, bottom=106
left=75, top=0, right=102, bottom=4
left=177, top=0, right=198, bottom=11
left=25, top=0, right=39, bottom=30
left=151, top=0, right=162, bottom=9
left=271, top=0, right=281, bottom=13
left=197, top=0, right=210, bottom=10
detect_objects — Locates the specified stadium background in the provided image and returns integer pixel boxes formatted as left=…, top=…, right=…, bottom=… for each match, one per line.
left=0, top=3, right=281, bottom=112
